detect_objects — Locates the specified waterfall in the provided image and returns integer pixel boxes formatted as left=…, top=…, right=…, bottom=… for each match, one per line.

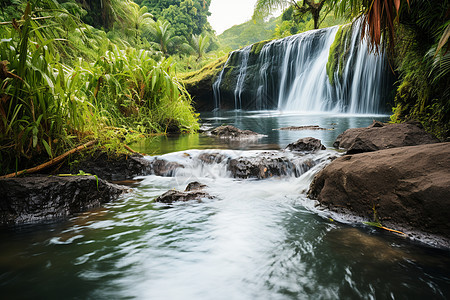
left=213, top=21, right=392, bottom=114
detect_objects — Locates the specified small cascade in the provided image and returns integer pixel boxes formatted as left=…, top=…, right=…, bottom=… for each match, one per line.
left=212, top=20, right=392, bottom=114
left=147, top=149, right=335, bottom=180
left=212, top=54, right=233, bottom=110
left=234, top=46, right=252, bottom=109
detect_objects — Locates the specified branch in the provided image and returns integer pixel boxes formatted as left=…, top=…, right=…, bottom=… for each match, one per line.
left=0, top=16, right=54, bottom=26
left=0, top=140, right=98, bottom=179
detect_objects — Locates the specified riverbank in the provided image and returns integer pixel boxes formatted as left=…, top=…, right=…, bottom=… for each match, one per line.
left=1, top=120, right=449, bottom=250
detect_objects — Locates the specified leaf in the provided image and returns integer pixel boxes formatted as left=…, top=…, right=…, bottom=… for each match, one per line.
left=32, top=126, right=38, bottom=148
left=151, top=71, right=158, bottom=90
left=42, top=139, right=52, bottom=158
left=435, top=24, right=450, bottom=56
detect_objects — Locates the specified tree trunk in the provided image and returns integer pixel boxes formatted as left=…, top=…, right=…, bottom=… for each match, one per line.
left=313, top=10, right=319, bottom=29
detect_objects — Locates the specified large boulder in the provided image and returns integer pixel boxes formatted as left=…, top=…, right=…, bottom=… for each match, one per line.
left=333, top=121, right=439, bottom=154
left=308, top=142, right=450, bottom=246
left=0, top=176, right=127, bottom=225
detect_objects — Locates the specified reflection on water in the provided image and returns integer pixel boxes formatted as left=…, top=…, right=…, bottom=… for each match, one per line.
left=1, top=111, right=449, bottom=299
left=131, top=111, right=390, bottom=154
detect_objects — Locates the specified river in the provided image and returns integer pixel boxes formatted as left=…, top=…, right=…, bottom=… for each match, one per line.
left=1, top=111, right=449, bottom=299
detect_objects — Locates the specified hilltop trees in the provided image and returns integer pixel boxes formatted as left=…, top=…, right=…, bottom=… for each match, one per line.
left=253, top=0, right=328, bottom=29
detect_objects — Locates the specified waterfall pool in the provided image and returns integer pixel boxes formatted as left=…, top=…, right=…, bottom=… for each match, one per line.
left=1, top=111, right=449, bottom=299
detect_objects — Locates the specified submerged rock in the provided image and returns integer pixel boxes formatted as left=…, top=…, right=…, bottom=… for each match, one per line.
left=228, top=152, right=315, bottom=179
left=285, top=137, right=326, bottom=152
left=210, top=125, right=261, bottom=138
left=333, top=121, right=439, bottom=154
left=0, top=176, right=127, bottom=226
left=275, top=125, right=327, bottom=131
left=155, top=182, right=212, bottom=204
left=308, top=142, right=450, bottom=247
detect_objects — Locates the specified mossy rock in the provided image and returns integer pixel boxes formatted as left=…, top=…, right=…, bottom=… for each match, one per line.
left=250, top=39, right=273, bottom=55
left=326, top=24, right=352, bottom=86
left=180, top=55, right=228, bottom=87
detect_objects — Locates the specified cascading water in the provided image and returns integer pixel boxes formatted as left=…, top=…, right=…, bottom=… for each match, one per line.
left=234, top=46, right=252, bottom=110
left=212, top=54, right=233, bottom=110
left=213, top=21, right=392, bottom=114
left=276, top=27, right=339, bottom=112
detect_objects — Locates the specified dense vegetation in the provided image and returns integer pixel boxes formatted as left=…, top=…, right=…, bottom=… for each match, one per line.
left=0, top=0, right=203, bottom=175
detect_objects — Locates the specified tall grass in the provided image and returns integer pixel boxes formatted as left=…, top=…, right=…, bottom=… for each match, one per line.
left=0, top=1, right=199, bottom=175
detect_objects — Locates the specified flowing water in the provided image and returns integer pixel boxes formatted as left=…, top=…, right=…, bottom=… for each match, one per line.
left=1, top=111, right=449, bottom=299
left=213, top=21, right=392, bottom=113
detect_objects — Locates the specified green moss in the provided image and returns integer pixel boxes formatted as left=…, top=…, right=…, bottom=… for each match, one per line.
left=250, top=39, right=273, bottom=55
left=326, top=24, right=352, bottom=86
left=180, top=55, right=228, bottom=87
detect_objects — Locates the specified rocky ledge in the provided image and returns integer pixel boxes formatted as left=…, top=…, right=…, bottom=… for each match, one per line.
left=309, top=122, right=449, bottom=248
left=57, top=151, right=152, bottom=181
left=0, top=176, right=128, bottom=226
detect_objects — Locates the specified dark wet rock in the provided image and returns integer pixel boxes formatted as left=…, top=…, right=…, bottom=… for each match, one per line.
left=155, top=182, right=212, bottom=204
left=285, top=137, right=326, bottom=152
left=185, top=181, right=207, bottom=192
left=333, top=121, right=439, bottom=154
left=197, top=152, right=227, bottom=164
left=210, top=125, right=261, bottom=138
left=57, top=151, right=152, bottom=181
left=228, top=152, right=315, bottom=179
left=308, top=142, right=450, bottom=247
left=0, top=176, right=127, bottom=226
left=275, top=125, right=327, bottom=131
left=150, top=158, right=184, bottom=176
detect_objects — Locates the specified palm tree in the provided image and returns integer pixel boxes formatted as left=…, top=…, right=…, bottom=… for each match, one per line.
left=147, top=20, right=177, bottom=56
left=253, top=0, right=327, bottom=30
left=182, top=34, right=210, bottom=61
left=127, top=2, right=154, bottom=44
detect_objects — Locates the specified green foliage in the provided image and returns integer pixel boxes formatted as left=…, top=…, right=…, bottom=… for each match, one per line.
left=0, top=0, right=199, bottom=175
left=218, top=17, right=279, bottom=50
left=146, top=19, right=178, bottom=56
left=182, top=33, right=210, bottom=61
left=390, top=0, right=450, bottom=139
left=253, top=0, right=327, bottom=30
left=139, top=0, right=213, bottom=43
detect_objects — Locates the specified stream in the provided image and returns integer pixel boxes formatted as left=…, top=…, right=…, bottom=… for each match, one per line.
left=1, top=111, right=449, bottom=299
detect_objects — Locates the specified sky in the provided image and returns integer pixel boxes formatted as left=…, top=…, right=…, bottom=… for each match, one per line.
left=208, top=0, right=258, bottom=35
